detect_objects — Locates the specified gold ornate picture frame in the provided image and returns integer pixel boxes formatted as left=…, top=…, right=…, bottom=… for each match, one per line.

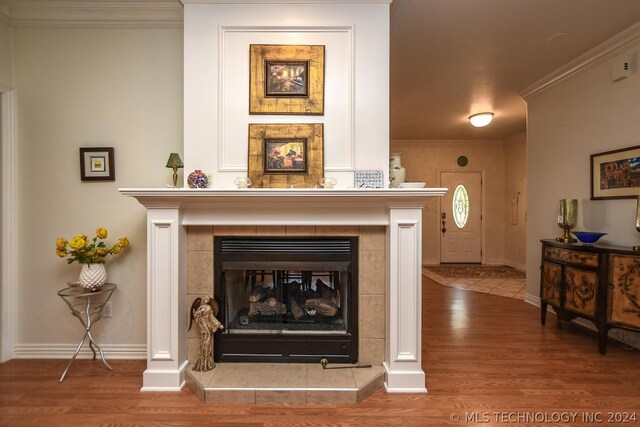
left=249, top=44, right=325, bottom=115
left=248, top=123, right=324, bottom=188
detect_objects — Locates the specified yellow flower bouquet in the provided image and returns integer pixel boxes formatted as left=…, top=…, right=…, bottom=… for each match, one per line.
left=56, top=227, right=129, bottom=264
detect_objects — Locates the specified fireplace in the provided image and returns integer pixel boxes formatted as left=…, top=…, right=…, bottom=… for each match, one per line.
left=121, top=188, right=442, bottom=393
left=214, top=237, right=358, bottom=363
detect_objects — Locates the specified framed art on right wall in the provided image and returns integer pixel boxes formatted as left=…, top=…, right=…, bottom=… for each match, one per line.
left=591, top=144, right=640, bottom=200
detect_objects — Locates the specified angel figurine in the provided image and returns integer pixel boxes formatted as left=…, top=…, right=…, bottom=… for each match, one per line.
left=189, top=297, right=224, bottom=371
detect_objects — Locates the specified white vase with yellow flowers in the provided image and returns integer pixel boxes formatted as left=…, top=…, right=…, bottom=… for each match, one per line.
left=56, top=227, right=129, bottom=291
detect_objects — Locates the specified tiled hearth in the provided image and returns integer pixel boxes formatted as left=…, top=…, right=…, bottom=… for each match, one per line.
left=186, top=363, right=385, bottom=404
left=185, top=225, right=386, bottom=403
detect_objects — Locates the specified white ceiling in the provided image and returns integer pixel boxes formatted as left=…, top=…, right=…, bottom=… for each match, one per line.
left=390, top=0, right=640, bottom=140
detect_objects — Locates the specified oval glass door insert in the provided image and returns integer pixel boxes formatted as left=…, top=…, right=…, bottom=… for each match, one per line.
left=453, top=184, right=469, bottom=228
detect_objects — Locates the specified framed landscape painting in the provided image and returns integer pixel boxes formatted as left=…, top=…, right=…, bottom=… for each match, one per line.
left=591, top=145, right=640, bottom=200
left=249, top=44, right=325, bottom=115
left=248, top=123, right=323, bottom=188
left=264, top=138, right=308, bottom=173
left=265, top=61, right=309, bottom=97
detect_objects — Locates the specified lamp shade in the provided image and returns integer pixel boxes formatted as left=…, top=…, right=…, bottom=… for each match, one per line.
left=469, top=112, right=494, bottom=127
left=165, top=153, right=184, bottom=169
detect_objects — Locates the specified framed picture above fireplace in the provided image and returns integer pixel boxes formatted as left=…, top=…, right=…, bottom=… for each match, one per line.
left=264, top=138, right=308, bottom=173
left=249, top=44, right=325, bottom=115
left=248, top=123, right=323, bottom=188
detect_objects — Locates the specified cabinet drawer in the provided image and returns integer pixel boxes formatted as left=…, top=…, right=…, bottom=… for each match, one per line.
left=608, top=254, right=640, bottom=329
left=564, top=266, right=597, bottom=317
left=541, top=261, right=562, bottom=306
left=544, top=246, right=598, bottom=268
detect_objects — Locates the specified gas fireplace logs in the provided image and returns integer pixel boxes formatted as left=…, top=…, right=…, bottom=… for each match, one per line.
left=248, top=285, right=269, bottom=303
left=248, top=297, right=287, bottom=316
left=247, top=278, right=340, bottom=319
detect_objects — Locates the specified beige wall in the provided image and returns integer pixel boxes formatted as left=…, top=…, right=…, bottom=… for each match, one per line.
left=13, top=28, right=183, bottom=351
left=526, top=42, right=639, bottom=347
left=390, top=140, right=506, bottom=265
left=504, top=132, right=527, bottom=269
left=0, top=13, right=13, bottom=88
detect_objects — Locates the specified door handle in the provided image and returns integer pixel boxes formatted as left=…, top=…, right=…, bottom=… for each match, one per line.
left=441, top=212, right=446, bottom=234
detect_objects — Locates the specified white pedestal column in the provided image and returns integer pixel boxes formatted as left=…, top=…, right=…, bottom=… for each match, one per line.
left=384, top=207, right=427, bottom=393
left=141, top=207, right=188, bottom=391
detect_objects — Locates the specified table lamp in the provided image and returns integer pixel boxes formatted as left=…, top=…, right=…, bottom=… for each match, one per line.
left=166, top=153, right=183, bottom=188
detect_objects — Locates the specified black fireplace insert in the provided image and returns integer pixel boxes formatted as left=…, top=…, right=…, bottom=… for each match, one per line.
left=214, top=237, right=358, bottom=363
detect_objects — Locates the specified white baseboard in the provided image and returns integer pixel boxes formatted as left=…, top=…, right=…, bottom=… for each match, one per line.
left=13, top=343, right=147, bottom=359
left=524, top=292, right=541, bottom=307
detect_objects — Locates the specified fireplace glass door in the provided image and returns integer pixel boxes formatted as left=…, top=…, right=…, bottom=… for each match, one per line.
left=214, top=237, right=358, bottom=363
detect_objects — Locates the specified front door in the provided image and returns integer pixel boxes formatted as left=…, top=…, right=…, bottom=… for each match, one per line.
left=440, top=172, right=482, bottom=263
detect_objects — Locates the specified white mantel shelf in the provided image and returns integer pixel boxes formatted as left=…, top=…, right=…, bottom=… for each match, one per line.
left=122, top=187, right=445, bottom=394
left=120, top=187, right=447, bottom=226
left=119, top=187, right=447, bottom=204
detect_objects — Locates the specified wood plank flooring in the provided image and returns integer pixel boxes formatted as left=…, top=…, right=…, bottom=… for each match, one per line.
left=1, top=277, right=638, bottom=426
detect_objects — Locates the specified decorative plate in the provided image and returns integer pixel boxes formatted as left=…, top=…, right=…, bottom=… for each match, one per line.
left=187, top=170, right=209, bottom=188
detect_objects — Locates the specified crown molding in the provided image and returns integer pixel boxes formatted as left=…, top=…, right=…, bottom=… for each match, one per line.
left=390, top=0, right=399, bottom=16
left=2, top=0, right=392, bottom=28
left=180, top=0, right=391, bottom=4
left=521, top=21, right=640, bottom=101
left=4, top=0, right=183, bottom=28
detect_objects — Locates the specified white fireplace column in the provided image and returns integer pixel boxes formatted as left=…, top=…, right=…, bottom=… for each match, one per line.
left=141, top=204, right=188, bottom=391
left=385, top=207, right=427, bottom=393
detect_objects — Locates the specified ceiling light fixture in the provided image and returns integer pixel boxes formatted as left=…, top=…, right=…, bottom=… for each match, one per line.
left=469, top=112, right=494, bottom=128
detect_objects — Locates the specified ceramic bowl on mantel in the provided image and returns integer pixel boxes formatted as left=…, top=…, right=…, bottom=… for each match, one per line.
left=572, top=231, right=607, bottom=244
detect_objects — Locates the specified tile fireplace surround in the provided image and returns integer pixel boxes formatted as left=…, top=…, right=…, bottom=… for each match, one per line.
left=121, top=188, right=445, bottom=400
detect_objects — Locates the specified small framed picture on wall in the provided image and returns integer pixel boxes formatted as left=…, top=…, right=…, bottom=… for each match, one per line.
left=79, top=147, right=115, bottom=181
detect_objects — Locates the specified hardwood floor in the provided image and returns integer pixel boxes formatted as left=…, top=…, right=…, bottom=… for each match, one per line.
left=1, top=277, right=638, bottom=426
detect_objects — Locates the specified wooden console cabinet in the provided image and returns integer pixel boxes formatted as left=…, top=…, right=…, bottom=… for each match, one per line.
left=540, top=239, right=640, bottom=354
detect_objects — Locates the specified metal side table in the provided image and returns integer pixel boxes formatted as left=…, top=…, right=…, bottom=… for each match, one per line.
left=57, top=283, right=116, bottom=382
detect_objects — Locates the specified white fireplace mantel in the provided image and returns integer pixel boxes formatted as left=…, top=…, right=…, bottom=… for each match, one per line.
left=121, top=187, right=446, bottom=393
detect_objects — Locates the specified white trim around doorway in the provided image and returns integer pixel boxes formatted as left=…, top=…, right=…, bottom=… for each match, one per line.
left=1, top=87, right=17, bottom=362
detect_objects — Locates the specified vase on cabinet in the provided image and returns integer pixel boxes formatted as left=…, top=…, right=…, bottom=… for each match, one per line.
left=389, top=153, right=406, bottom=188
left=78, top=263, right=107, bottom=291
